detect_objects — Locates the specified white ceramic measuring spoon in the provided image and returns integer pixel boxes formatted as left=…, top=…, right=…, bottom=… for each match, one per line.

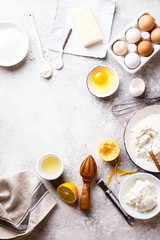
left=29, top=13, right=52, bottom=78
left=55, top=28, right=72, bottom=70
left=140, top=134, right=160, bottom=172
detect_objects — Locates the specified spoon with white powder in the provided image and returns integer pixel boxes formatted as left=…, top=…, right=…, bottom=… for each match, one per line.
left=140, top=134, right=160, bottom=172
left=29, top=13, right=52, bottom=78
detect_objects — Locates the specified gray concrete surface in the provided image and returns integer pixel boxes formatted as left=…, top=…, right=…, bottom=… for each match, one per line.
left=0, top=0, right=160, bottom=239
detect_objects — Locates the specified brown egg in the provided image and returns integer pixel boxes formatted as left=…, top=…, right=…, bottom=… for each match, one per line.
left=151, top=28, right=160, bottom=44
left=138, top=14, right=155, bottom=31
left=138, top=40, right=153, bottom=56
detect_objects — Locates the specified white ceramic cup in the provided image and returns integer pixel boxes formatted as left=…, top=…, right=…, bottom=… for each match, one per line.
left=37, top=153, right=63, bottom=180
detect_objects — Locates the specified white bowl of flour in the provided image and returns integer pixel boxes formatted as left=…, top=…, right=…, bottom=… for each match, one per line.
left=0, top=22, right=29, bottom=66
left=124, top=105, right=160, bottom=172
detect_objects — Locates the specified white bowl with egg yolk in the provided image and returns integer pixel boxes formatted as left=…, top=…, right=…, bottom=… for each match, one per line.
left=86, top=66, right=119, bottom=98
left=37, top=154, right=64, bottom=180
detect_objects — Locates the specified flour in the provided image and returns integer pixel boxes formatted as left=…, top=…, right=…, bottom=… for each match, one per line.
left=131, top=114, right=160, bottom=163
left=0, top=27, right=24, bottom=61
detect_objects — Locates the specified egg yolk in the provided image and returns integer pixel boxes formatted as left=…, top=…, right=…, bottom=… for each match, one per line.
left=92, top=70, right=107, bottom=85
left=88, top=67, right=116, bottom=95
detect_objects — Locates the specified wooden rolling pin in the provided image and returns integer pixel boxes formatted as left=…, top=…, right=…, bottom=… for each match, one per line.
left=80, top=155, right=97, bottom=210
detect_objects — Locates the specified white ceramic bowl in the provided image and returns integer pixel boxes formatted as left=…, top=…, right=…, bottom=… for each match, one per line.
left=119, top=173, right=160, bottom=220
left=86, top=66, right=119, bottom=98
left=0, top=22, right=29, bottom=66
left=37, top=153, right=64, bottom=180
left=124, top=105, right=160, bottom=173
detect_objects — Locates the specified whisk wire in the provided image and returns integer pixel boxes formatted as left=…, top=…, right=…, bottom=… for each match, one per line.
left=112, top=96, right=160, bottom=117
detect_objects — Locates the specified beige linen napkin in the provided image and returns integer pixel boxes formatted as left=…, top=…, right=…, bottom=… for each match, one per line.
left=0, top=171, right=57, bottom=239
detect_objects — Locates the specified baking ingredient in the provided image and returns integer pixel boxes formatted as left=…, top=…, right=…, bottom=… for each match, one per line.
left=41, top=156, right=61, bottom=175
left=113, top=40, right=127, bottom=56
left=138, top=14, right=155, bottom=31
left=128, top=44, right=137, bottom=53
left=125, top=179, right=157, bottom=212
left=126, top=28, right=141, bottom=43
left=87, top=66, right=117, bottom=96
left=131, top=114, right=160, bottom=163
left=97, top=139, right=120, bottom=161
left=139, top=134, right=152, bottom=146
left=140, top=134, right=160, bottom=172
left=107, top=158, right=138, bottom=188
left=57, top=183, right=78, bottom=204
left=151, top=28, right=160, bottom=44
left=29, top=13, right=52, bottom=78
left=138, top=40, right=153, bottom=57
left=129, top=78, right=145, bottom=97
left=124, top=53, right=140, bottom=69
left=0, top=26, right=25, bottom=62
left=40, top=62, right=52, bottom=78
left=72, top=8, right=103, bottom=47
left=141, top=31, right=150, bottom=40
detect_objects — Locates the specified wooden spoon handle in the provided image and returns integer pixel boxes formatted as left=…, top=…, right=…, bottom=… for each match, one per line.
left=149, top=150, right=160, bottom=172
left=80, top=180, right=91, bottom=210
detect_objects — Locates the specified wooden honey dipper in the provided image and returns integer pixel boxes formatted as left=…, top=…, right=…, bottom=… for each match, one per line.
left=80, top=155, right=97, bottom=210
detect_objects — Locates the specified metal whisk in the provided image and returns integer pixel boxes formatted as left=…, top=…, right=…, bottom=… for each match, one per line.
left=112, top=96, right=160, bottom=117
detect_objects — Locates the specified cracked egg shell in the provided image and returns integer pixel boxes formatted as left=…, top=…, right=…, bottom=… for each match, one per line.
left=129, top=78, right=145, bottom=97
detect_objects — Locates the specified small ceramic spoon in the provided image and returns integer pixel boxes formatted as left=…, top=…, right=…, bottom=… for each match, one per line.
left=29, top=13, right=52, bottom=78
left=55, top=28, right=72, bottom=70
left=140, top=134, right=160, bottom=172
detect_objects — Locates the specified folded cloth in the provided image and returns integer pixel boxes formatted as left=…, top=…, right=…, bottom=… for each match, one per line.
left=49, top=0, right=115, bottom=58
left=0, top=171, right=57, bottom=239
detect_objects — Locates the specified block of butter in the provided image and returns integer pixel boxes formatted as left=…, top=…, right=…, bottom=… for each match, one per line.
left=72, top=8, right=103, bottom=48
